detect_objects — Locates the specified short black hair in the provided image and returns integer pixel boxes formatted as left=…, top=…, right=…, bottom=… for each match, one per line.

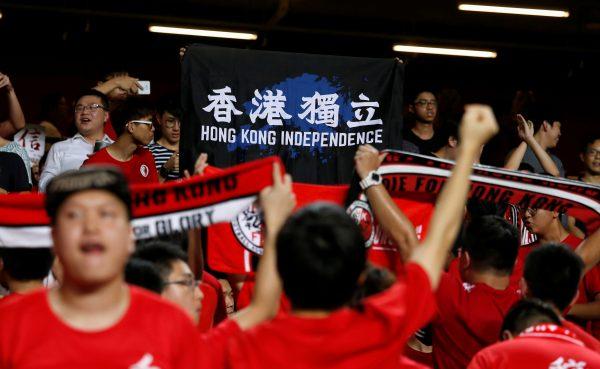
left=524, top=243, right=584, bottom=311
left=157, top=95, right=182, bottom=121
left=432, top=119, right=459, bottom=152
left=133, top=240, right=187, bottom=280
left=125, top=257, right=164, bottom=294
left=501, top=298, right=561, bottom=338
left=409, top=89, right=437, bottom=104
left=110, top=97, right=154, bottom=136
left=462, top=215, right=519, bottom=274
left=45, top=167, right=132, bottom=223
left=0, top=247, right=54, bottom=281
left=581, top=136, right=600, bottom=154
left=276, top=202, right=367, bottom=311
left=74, top=90, right=109, bottom=111
left=350, top=264, right=396, bottom=308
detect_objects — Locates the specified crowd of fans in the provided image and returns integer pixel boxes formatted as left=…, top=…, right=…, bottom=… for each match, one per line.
left=0, top=65, right=599, bottom=369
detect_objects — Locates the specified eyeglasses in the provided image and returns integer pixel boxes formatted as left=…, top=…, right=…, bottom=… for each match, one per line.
left=164, top=119, right=181, bottom=128
left=414, top=99, right=438, bottom=107
left=586, top=149, right=600, bottom=158
left=128, top=120, right=154, bottom=130
left=164, top=278, right=198, bottom=290
left=74, top=104, right=107, bottom=113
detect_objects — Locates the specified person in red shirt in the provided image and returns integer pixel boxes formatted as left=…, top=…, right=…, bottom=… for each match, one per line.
left=83, top=98, right=158, bottom=184
left=431, top=214, right=522, bottom=369
left=221, top=105, right=499, bottom=369
left=516, top=207, right=600, bottom=336
left=0, top=167, right=198, bottom=368
left=468, top=298, right=600, bottom=369
left=522, top=243, right=600, bottom=351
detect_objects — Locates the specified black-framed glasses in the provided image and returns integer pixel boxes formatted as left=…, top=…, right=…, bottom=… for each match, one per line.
left=74, top=104, right=107, bottom=113
left=164, top=119, right=181, bottom=128
left=586, top=149, right=600, bottom=158
left=414, top=99, right=437, bottom=107
left=164, top=278, right=197, bottom=290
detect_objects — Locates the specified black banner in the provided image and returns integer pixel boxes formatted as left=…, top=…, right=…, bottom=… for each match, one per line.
left=181, top=44, right=404, bottom=184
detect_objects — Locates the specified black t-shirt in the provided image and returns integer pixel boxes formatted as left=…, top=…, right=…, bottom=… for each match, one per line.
left=403, top=127, right=443, bottom=155
left=0, top=152, right=31, bottom=192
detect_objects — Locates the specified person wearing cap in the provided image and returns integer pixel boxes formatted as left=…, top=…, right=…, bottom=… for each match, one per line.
left=83, top=98, right=158, bottom=184
left=0, top=167, right=197, bottom=368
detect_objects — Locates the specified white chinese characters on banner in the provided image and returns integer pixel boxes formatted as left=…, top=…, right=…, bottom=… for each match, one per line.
left=15, top=125, right=46, bottom=163
left=347, top=93, right=383, bottom=128
left=298, top=92, right=340, bottom=128
left=203, top=87, right=383, bottom=133
left=249, top=89, right=291, bottom=126
left=203, top=86, right=243, bottom=123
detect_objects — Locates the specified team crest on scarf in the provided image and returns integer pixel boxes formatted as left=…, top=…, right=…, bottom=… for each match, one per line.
left=231, top=204, right=264, bottom=255
left=347, top=197, right=375, bottom=248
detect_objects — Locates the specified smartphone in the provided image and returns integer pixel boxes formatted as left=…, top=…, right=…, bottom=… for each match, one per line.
left=138, top=80, right=151, bottom=95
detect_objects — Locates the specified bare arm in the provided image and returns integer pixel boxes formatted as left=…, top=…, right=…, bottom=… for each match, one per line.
left=94, top=76, right=141, bottom=97
left=567, top=299, right=600, bottom=320
left=231, top=163, right=296, bottom=330
left=575, top=227, right=600, bottom=274
left=0, top=74, right=26, bottom=137
left=524, top=135, right=560, bottom=177
left=504, top=142, right=527, bottom=171
left=354, top=145, right=418, bottom=260
left=410, top=105, right=499, bottom=289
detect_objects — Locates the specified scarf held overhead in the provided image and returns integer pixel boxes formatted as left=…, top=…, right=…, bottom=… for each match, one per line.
left=0, top=157, right=282, bottom=248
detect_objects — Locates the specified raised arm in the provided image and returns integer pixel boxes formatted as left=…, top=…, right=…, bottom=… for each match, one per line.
left=231, top=163, right=296, bottom=330
left=94, top=75, right=142, bottom=97
left=0, top=73, right=26, bottom=137
left=504, top=115, right=560, bottom=176
left=354, top=145, right=418, bottom=260
left=410, top=105, right=499, bottom=288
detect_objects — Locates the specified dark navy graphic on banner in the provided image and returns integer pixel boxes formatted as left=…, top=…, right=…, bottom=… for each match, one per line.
left=181, top=44, right=404, bottom=184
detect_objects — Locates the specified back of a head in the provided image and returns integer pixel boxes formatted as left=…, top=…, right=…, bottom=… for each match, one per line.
left=0, top=247, right=54, bottom=282
left=133, top=240, right=187, bottom=280
left=432, top=119, right=459, bottom=152
left=462, top=215, right=519, bottom=274
left=277, top=202, right=367, bottom=311
left=524, top=243, right=584, bottom=311
left=501, top=298, right=561, bottom=338
left=45, top=167, right=132, bottom=223
left=125, top=257, right=164, bottom=294
left=350, top=264, right=396, bottom=307
left=110, top=97, right=154, bottom=136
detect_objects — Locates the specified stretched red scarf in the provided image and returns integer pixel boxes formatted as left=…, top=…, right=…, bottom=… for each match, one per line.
left=0, top=157, right=281, bottom=248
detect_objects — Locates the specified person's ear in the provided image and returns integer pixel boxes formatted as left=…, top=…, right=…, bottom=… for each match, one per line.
left=103, top=111, right=110, bottom=124
left=520, top=278, right=529, bottom=297
left=580, top=153, right=585, bottom=163
left=408, top=104, right=415, bottom=114
left=0, top=257, right=4, bottom=273
left=552, top=211, right=559, bottom=219
left=127, top=122, right=135, bottom=134
left=449, top=136, right=458, bottom=148
left=542, top=120, right=551, bottom=132
left=501, top=330, right=513, bottom=341
left=460, top=251, right=471, bottom=270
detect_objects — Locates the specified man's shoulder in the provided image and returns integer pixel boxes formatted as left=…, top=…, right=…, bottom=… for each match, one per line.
left=129, top=286, right=193, bottom=322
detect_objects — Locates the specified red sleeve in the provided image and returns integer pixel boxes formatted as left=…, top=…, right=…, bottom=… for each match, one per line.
left=363, top=262, right=436, bottom=341
left=203, top=271, right=228, bottom=324
left=584, top=266, right=600, bottom=298
left=198, top=282, right=218, bottom=333
left=172, top=310, right=203, bottom=369
left=200, top=319, right=242, bottom=369
left=467, top=349, right=494, bottom=369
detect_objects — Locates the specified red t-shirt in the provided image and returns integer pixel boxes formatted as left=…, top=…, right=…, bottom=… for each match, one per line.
left=83, top=146, right=158, bottom=184
left=223, top=263, right=436, bottom=369
left=467, top=323, right=600, bottom=369
left=562, top=319, right=600, bottom=352
left=198, top=281, right=218, bottom=333
left=583, top=266, right=600, bottom=339
left=510, top=234, right=582, bottom=287
left=432, top=269, right=522, bottom=369
left=0, top=286, right=199, bottom=369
